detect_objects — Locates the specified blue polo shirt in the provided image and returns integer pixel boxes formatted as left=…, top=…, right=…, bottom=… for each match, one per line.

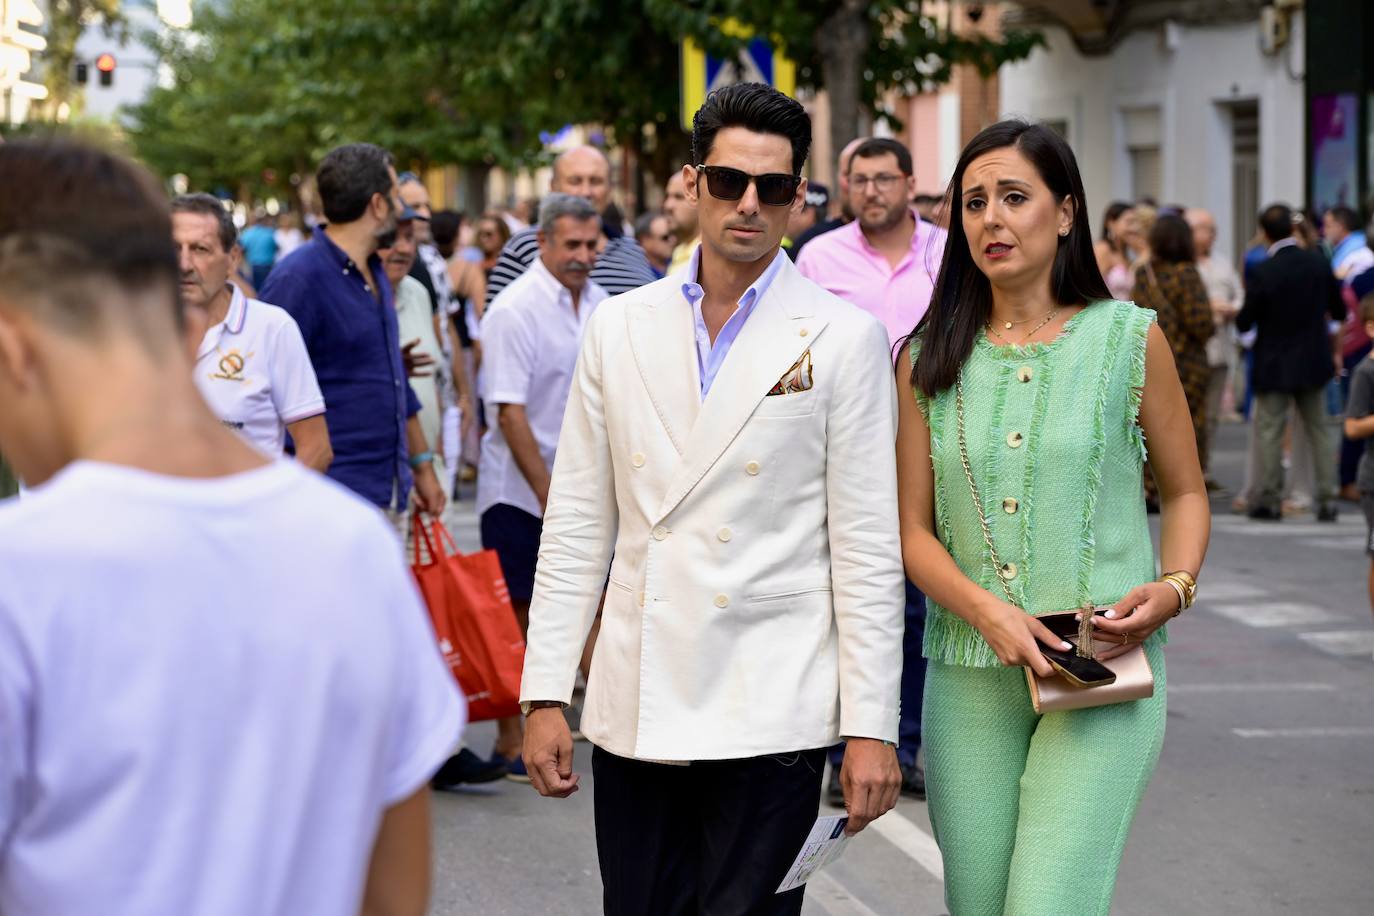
left=260, top=225, right=420, bottom=509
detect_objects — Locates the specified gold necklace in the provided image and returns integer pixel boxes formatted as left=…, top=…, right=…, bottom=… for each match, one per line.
left=987, top=308, right=1060, bottom=344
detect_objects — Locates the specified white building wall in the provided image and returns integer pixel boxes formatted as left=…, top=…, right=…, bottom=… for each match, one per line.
left=999, top=16, right=1306, bottom=265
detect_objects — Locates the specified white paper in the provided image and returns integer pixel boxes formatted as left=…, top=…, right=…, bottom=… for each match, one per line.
left=776, top=815, right=851, bottom=893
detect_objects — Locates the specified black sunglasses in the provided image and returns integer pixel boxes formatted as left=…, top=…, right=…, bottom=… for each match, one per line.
left=695, top=165, right=801, bottom=207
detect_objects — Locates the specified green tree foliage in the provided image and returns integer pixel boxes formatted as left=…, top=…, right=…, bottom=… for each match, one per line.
left=129, top=1, right=1039, bottom=204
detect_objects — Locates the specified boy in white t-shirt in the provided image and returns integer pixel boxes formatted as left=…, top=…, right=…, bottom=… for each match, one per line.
left=0, top=141, right=463, bottom=915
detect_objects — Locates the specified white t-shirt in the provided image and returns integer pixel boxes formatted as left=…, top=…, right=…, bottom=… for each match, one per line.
left=0, top=460, right=463, bottom=915
left=195, top=286, right=325, bottom=456
left=477, top=258, right=606, bottom=518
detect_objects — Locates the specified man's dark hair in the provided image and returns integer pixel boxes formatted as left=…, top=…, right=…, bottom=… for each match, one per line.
left=691, top=82, right=811, bottom=176
left=430, top=209, right=463, bottom=249
left=1259, top=204, right=1294, bottom=242
left=1327, top=205, right=1362, bottom=233
left=0, top=139, right=180, bottom=336
left=849, top=138, right=913, bottom=177
left=316, top=143, right=394, bottom=225
left=1148, top=213, right=1196, bottom=264
left=633, top=211, right=663, bottom=243
left=170, top=193, right=237, bottom=252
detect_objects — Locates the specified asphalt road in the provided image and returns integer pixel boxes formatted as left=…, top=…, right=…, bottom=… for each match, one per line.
left=429, top=421, right=1374, bottom=915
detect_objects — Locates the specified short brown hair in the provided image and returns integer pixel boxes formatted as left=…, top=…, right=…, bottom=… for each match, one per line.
left=171, top=192, right=237, bottom=252
left=0, top=140, right=179, bottom=337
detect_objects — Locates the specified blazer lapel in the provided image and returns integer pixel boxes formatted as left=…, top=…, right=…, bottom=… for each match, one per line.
left=626, top=286, right=701, bottom=455
left=655, top=259, right=829, bottom=521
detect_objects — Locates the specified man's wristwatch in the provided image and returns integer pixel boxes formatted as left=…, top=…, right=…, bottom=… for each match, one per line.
left=521, top=700, right=567, bottom=716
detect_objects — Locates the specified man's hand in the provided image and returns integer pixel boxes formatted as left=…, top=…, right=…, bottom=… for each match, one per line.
left=838, top=737, right=901, bottom=836
left=412, top=463, right=447, bottom=517
left=401, top=338, right=436, bottom=378
left=523, top=707, right=580, bottom=798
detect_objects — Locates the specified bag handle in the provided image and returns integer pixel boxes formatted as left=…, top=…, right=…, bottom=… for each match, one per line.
left=955, top=372, right=1097, bottom=659
left=410, top=513, right=456, bottom=567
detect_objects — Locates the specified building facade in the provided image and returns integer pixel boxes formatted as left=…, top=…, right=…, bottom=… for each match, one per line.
left=998, top=0, right=1303, bottom=265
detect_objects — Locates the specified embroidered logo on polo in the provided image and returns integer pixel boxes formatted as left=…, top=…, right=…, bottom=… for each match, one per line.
left=210, top=348, right=254, bottom=382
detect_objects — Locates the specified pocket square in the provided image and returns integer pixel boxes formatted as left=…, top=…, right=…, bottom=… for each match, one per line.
left=767, top=349, right=814, bottom=396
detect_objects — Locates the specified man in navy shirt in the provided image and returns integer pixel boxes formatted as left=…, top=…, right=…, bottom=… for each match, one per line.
left=261, top=143, right=445, bottom=526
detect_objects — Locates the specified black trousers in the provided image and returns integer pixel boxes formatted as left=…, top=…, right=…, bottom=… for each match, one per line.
left=591, top=745, right=827, bottom=916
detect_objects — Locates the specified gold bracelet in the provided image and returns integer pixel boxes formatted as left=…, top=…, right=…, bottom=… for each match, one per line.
left=1160, top=577, right=1187, bottom=616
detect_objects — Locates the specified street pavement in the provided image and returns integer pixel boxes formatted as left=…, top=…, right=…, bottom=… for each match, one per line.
left=429, top=420, right=1374, bottom=915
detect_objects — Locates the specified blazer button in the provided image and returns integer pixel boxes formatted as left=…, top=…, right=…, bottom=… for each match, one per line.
left=745, top=461, right=761, bottom=476
left=652, top=526, right=669, bottom=541
left=717, top=527, right=732, bottom=542
left=1002, top=497, right=1019, bottom=514
left=631, top=452, right=646, bottom=468
left=714, top=594, right=729, bottom=608
left=799, top=327, right=809, bottom=337
left=1007, top=431, right=1024, bottom=448
left=1017, top=366, right=1034, bottom=383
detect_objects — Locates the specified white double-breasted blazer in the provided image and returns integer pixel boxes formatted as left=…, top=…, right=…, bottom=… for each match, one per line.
left=519, top=255, right=905, bottom=761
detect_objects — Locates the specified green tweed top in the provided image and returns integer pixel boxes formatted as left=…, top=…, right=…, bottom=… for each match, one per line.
left=911, top=299, right=1165, bottom=668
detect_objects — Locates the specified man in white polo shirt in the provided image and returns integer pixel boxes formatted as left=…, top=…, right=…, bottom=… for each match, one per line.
left=471, top=192, right=606, bottom=778
left=172, top=193, right=332, bottom=469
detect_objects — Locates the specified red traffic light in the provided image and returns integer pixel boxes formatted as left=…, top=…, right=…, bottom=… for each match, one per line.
left=95, top=54, right=116, bottom=73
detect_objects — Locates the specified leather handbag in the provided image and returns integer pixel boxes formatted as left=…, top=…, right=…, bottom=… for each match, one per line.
left=954, top=374, right=1155, bottom=713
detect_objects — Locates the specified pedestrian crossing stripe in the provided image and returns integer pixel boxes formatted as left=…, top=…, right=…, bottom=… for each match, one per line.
left=681, top=19, right=797, bottom=131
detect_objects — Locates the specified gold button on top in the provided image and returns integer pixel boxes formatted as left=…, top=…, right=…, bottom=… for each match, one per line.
left=745, top=461, right=761, bottom=476
left=631, top=452, right=646, bottom=468
left=1017, top=366, right=1033, bottom=383
left=714, top=594, right=729, bottom=608
left=1002, top=497, right=1019, bottom=514
left=1007, top=432, right=1024, bottom=448
left=799, top=328, right=809, bottom=337
left=999, top=562, right=1019, bottom=580
left=652, top=526, right=668, bottom=541
left=717, top=527, right=733, bottom=542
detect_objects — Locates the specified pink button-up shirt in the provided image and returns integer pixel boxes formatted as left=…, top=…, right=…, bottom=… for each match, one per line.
left=795, top=212, right=947, bottom=349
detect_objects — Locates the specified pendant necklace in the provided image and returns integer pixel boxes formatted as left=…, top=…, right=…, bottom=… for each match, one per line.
left=988, top=307, right=1060, bottom=344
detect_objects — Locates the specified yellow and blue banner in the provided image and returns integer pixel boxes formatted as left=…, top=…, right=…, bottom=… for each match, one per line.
left=681, top=19, right=796, bottom=132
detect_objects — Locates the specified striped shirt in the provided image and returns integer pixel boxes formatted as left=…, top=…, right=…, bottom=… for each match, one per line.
left=483, top=224, right=657, bottom=310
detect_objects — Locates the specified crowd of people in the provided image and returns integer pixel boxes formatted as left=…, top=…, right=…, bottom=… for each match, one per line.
left=1, top=74, right=1368, bottom=915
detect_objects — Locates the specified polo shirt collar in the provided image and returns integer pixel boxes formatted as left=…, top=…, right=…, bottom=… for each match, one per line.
left=853, top=208, right=924, bottom=256
left=313, top=223, right=383, bottom=276
left=197, top=284, right=247, bottom=360
left=528, top=256, right=576, bottom=309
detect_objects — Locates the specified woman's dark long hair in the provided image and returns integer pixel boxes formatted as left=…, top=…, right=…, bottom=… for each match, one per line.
left=907, top=120, right=1110, bottom=397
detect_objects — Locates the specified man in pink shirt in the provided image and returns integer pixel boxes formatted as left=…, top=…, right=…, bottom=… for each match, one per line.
left=796, top=136, right=942, bottom=806
left=796, top=137, right=947, bottom=352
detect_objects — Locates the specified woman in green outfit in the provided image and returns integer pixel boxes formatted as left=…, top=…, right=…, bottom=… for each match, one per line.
left=896, top=121, right=1211, bottom=915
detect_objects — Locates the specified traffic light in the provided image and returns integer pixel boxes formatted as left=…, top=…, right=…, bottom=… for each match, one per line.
left=96, top=54, right=116, bottom=87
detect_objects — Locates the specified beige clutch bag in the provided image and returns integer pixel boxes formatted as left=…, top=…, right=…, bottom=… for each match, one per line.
left=1025, top=610, right=1155, bottom=714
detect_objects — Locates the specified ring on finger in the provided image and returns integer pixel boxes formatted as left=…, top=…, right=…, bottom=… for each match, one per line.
left=1120, top=633, right=1131, bottom=645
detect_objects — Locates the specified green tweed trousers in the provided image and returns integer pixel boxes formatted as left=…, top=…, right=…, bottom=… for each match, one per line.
left=923, top=639, right=1166, bottom=916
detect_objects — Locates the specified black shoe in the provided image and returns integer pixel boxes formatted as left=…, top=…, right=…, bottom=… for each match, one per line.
left=826, top=766, right=846, bottom=808
left=1317, top=503, right=1339, bottom=522
left=430, top=748, right=507, bottom=790
left=1247, top=505, right=1282, bottom=521
left=900, top=761, right=927, bottom=800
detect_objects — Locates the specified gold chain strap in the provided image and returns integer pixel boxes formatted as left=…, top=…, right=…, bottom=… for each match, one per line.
left=954, top=372, right=1096, bottom=659
left=955, top=374, right=1018, bottom=606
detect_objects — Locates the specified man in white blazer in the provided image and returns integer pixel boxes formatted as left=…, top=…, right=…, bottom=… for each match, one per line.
left=520, top=83, right=905, bottom=914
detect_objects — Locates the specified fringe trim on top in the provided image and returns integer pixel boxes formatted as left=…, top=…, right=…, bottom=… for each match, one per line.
left=1127, top=306, right=1155, bottom=463
left=1075, top=305, right=1128, bottom=604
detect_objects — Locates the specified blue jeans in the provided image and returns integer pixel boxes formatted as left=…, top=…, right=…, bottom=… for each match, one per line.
left=829, top=579, right=926, bottom=769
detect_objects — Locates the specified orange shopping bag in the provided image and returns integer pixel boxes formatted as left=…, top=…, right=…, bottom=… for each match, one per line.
left=411, top=516, right=525, bottom=721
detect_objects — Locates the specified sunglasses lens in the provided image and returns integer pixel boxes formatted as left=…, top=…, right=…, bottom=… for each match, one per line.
left=705, top=167, right=748, bottom=201
left=757, top=175, right=799, bottom=207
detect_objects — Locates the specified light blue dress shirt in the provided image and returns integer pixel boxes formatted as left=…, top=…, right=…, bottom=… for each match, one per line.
left=680, top=246, right=787, bottom=399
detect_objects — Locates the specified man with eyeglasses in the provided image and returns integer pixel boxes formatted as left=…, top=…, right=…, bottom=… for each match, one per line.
left=796, top=135, right=944, bottom=808
left=633, top=211, right=676, bottom=277
left=519, top=83, right=904, bottom=913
